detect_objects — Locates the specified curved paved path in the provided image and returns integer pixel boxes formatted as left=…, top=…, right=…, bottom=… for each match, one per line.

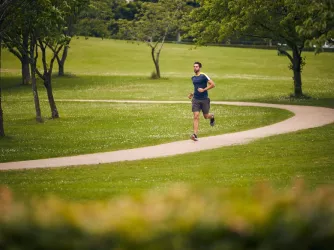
left=1, top=100, right=334, bottom=171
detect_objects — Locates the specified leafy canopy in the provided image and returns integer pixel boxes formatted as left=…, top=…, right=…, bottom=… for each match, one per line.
left=190, top=0, right=334, bottom=51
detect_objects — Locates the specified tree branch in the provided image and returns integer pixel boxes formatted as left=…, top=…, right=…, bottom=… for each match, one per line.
left=278, top=47, right=293, bottom=63
left=49, top=44, right=63, bottom=73
left=35, top=44, right=43, bottom=79
left=151, top=45, right=156, bottom=63
left=255, top=21, right=295, bottom=45
left=3, top=40, right=22, bottom=61
left=35, top=68, right=43, bottom=79
left=46, top=42, right=57, bottom=54
left=38, top=39, right=48, bottom=74
left=242, top=33, right=274, bottom=40
left=157, top=2, right=183, bottom=54
left=2, top=32, right=27, bottom=57
left=0, top=0, right=27, bottom=35
left=58, top=42, right=70, bottom=64
left=34, top=38, right=38, bottom=62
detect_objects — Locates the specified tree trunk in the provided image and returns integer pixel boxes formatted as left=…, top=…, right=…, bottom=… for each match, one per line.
left=31, top=70, right=42, bottom=122
left=151, top=47, right=161, bottom=78
left=44, top=74, right=59, bottom=119
left=38, top=39, right=60, bottom=119
left=30, top=62, right=42, bottom=122
left=0, top=88, right=4, bottom=137
left=292, top=47, right=303, bottom=97
left=0, top=35, right=4, bottom=137
left=29, top=37, right=42, bottom=122
left=21, top=54, right=30, bottom=85
left=57, top=45, right=68, bottom=76
left=154, top=59, right=161, bottom=79
left=58, top=61, right=64, bottom=77
left=21, top=33, right=31, bottom=85
left=177, top=32, right=181, bottom=43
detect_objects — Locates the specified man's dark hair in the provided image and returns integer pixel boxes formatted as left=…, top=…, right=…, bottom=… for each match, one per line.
left=194, top=62, right=202, bottom=68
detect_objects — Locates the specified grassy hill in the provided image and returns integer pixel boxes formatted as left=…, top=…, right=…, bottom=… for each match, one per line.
left=0, top=37, right=333, bottom=200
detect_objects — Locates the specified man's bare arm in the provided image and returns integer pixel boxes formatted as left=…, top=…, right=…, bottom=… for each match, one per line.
left=198, top=79, right=215, bottom=93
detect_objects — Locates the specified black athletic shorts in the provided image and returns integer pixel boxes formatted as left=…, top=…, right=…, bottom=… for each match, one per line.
left=192, top=98, right=210, bottom=114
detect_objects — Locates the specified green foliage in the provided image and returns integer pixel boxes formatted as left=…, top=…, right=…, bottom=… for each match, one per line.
left=62, top=0, right=90, bottom=37
left=1, top=1, right=32, bottom=60
left=119, top=0, right=184, bottom=42
left=74, top=0, right=198, bottom=39
left=190, top=0, right=333, bottom=49
left=189, top=0, right=334, bottom=96
left=75, top=18, right=110, bottom=38
left=1, top=183, right=334, bottom=249
left=295, top=0, right=334, bottom=53
left=118, top=0, right=189, bottom=77
left=2, top=0, right=75, bottom=63
left=75, top=0, right=113, bottom=38
left=75, top=0, right=143, bottom=38
left=0, top=0, right=23, bottom=33
left=3, top=0, right=70, bottom=45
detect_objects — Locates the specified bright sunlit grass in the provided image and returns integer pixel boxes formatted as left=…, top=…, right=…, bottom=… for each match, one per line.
left=0, top=37, right=333, bottom=200
left=0, top=100, right=292, bottom=162
left=1, top=123, right=333, bottom=201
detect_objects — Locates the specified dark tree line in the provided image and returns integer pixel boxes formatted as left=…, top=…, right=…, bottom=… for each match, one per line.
left=75, top=0, right=199, bottom=40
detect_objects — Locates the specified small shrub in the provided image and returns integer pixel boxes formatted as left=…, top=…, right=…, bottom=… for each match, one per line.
left=0, top=183, right=334, bottom=250
left=150, top=71, right=159, bottom=79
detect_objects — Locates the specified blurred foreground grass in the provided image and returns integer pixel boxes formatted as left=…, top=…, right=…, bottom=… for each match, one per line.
left=0, top=182, right=333, bottom=250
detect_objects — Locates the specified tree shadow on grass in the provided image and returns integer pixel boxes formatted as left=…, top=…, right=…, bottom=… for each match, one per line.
left=0, top=73, right=80, bottom=90
left=53, top=72, right=79, bottom=79
left=0, top=76, right=26, bottom=90
left=277, top=95, right=334, bottom=108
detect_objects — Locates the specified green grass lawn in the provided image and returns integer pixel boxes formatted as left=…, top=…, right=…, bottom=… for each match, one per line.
left=3, top=37, right=333, bottom=80
left=0, top=37, right=333, bottom=200
left=1, top=123, right=333, bottom=201
left=0, top=100, right=292, bottom=162
left=2, top=37, right=333, bottom=107
left=2, top=74, right=334, bottom=107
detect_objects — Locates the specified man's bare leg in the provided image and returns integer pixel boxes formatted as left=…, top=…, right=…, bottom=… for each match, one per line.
left=191, top=112, right=200, bottom=141
left=203, top=113, right=214, bottom=119
left=204, top=113, right=215, bottom=126
left=193, top=112, right=200, bottom=135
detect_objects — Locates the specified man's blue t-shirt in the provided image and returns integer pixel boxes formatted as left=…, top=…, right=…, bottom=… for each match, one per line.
left=191, top=73, right=210, bottom=100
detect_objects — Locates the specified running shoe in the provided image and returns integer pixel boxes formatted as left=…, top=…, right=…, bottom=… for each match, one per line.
left=190, top=133, right=198, bottom=141
left=210, top=114, right=215, bottom=126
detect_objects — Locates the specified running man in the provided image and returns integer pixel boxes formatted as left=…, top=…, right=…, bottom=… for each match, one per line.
left=188, top=62, right=215, bottom=141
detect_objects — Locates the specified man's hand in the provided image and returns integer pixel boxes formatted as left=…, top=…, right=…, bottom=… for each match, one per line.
left=188, top=93, right=194, bottom=99
left=197, top=88, right=205, bottom=93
